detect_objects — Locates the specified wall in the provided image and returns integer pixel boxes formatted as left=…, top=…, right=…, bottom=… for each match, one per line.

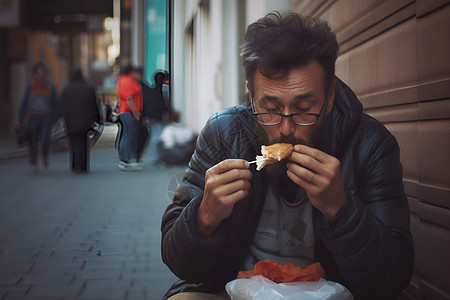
left=171, top=0, right=294, bottom=132
left=292, top=0, right=450, bottom=299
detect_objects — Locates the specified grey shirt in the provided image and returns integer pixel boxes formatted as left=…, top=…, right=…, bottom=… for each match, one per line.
left=243, top=183, right=315, bottom=271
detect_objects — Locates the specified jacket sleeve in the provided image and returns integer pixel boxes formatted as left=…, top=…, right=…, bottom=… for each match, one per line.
left=160, top=114, right=241, bottom=283
left=319, top=122, right=414, bottom=299
left=90, top=86, right=101, bottom=124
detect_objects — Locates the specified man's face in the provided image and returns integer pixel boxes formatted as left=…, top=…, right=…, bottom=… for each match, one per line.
left=129, top=70, right=142, bottom=82
left=35, top=67, right=48, bottom=82
left=248, top=60, right=335, bottom=147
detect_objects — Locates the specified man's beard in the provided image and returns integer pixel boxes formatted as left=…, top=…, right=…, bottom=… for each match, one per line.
left=263, top=117, right=326, bottom=176
left=261, top=117, right=327, bottom=199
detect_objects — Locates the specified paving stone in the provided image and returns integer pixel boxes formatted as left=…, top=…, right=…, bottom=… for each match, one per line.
left=77, top=278, right=128, bottom=299
left=0, top=284, right=32, bottom=298
left=25, top=282, right=81, bottom=298
left=0, top=146, right=187, bottom=299
left=0, top=275, right=23, bottom=285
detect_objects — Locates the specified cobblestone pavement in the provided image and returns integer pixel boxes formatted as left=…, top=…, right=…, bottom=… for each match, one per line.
left=0, top=130, right=185, bottom=300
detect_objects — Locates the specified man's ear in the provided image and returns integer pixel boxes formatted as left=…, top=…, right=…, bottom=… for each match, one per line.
left=246, top=81, right=252, bottom=99
left=326, top=79, right=336, bottom=114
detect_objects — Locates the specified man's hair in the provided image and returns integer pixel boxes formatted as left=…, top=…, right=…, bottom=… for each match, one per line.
left=70, top=69, right=84, bottom=81
left=122, top=65, right=142, bottom=76
left=153, top=70, right=169, bottom=85
left=32, top=62, right=48, bottom=75
left=241, top=12, right=339, bottom=94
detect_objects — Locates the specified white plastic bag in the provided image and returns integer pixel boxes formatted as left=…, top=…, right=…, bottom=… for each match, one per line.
left=225, top=276, right=353, bottom=300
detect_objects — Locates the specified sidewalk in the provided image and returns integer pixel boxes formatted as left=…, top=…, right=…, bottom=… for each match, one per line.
left=0, top=137, right=27, bottom=161
left=0, top=123, right=184, bottom=299
left=0, top=123, right=119, bottom=162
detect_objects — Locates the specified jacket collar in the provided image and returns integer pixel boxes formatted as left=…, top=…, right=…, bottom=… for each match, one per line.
left=318, top=77, right=363, bottom=158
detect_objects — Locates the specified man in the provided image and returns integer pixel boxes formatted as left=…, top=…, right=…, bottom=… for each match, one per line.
left=161, top=12, right=414, bottom=300
left=18, top=62, right=58, bottom=173
left=116, top=65, right=148, bottom=171
left=61, top=69, right=101, bottom=172
left=141, top=71, right=170, bottom=165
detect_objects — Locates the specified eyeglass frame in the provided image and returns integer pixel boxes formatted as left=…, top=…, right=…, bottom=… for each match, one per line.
left=250, top=96, right=328, bottom=126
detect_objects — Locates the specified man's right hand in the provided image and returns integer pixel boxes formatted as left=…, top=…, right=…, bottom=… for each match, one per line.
left=132, top=110, right=141, bottom=121
left=197, top=159, right=253, bottom=236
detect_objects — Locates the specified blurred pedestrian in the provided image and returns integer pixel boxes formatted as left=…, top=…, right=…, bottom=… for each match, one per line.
left=157, top=110, right=197, bottom=165
left=162, top=72, right=170, bottom=112
left=61, top=69, right=101, bottom=173
left=141, top=71, right=169, bottom=165
left=18, top=62, right=58, bottom=173
left=116, top=65, right=148, bottom=171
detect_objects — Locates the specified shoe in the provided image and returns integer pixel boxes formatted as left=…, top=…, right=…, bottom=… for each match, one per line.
left=31, top=165, right=38, bottom=173
left=118, top=161, right=129, bottom=170
left=118, top=161, right=143, bottom=171
left=129, top=162, right=144, bottom=171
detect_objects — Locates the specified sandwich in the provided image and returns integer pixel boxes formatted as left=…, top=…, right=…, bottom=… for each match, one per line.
left=253, top=143, right=294, bottom=171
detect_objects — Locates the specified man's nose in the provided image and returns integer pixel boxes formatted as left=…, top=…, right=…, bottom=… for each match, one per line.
left=279, top=116, right=295, bottom=136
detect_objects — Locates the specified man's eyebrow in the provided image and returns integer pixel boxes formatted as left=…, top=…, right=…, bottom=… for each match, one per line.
left=257, top=92, right=315, bottom=102
left=259, top=94, right=278, bottom=102
left=294, top=92, right=314, bottom=100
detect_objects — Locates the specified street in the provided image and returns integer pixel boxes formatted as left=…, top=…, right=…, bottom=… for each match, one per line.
left=0, top=126, right=185, bottom=300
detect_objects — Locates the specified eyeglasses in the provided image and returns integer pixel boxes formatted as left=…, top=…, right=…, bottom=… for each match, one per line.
left=251, top=97, right=327, bottom=126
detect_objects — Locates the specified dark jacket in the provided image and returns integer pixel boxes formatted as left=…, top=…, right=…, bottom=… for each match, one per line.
left=161, top=78, right=414, bottom=299
left=61, top=79, right=100, bottom=134
left=141, top=81, right=166, bottom=122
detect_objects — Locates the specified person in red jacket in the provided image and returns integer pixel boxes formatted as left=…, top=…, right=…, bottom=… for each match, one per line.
left=116, top=65, right=148, bottom=170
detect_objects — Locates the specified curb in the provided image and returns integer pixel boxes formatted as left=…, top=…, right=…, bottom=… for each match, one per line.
left=0, top=147, right=28, bottom=161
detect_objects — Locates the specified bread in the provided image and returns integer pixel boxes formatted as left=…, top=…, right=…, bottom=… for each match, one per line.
left=256, top=143, right=293, bottom=171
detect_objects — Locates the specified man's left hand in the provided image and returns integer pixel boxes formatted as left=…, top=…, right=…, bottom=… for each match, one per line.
left=287, top=144, right=346, bottom=221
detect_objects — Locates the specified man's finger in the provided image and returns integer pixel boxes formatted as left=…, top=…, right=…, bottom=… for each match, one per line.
left=287, top=162, right=318, bottom=184
left=289, top=151, right=321, bottom=173
left=293, top=144, right=328, bottom=163
left=212, top=159, right=250, bottom=175
left=220, top=189, right=250, bottom=205
left=215, top=177, right=252, bottom=197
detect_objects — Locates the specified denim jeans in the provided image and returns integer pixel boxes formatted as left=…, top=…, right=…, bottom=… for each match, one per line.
left=147, top=121, right=163, bottom=165
left=117, top=112, right=139, bottom=163
left=27, top=115, right=52, bottom=166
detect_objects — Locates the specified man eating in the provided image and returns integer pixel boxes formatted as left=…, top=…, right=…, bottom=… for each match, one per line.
left=161, top=12, right=414, bottom=300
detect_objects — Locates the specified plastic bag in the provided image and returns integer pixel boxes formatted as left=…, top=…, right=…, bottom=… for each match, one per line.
left=238, top=260, right=326, bottom=283
left=225, top=275, right=353, bottom=300
left=14, top=122, right=29, bottom=146
left=88, top=122, right=104, bottom=149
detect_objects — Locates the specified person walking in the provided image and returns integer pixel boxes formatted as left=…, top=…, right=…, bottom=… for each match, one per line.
left=18, top=62, right=58, bottom=173
left=116, top=65, right=148, bottom=171
left=61, top=69, right=101, bottom=173
left=141, top=71, right=169, bottom=165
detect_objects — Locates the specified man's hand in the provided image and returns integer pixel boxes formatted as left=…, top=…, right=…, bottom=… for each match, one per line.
left=132, top=110, right=141, bottom=121
left=198, top=159, right=253, bottom=236
left=126, top=96, right=141, bottom=121
left=287, top=144, right=346, bottom=221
